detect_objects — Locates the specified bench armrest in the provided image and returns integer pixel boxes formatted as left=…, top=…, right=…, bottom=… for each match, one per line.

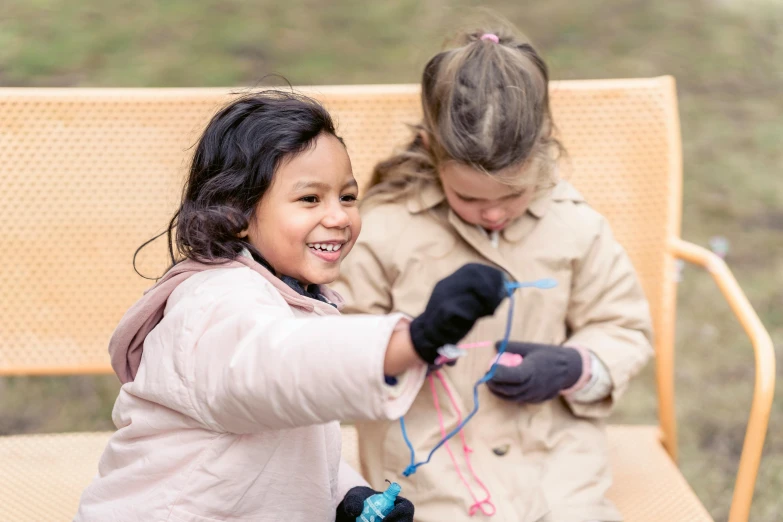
left=671, top=238, right=775, bottom=522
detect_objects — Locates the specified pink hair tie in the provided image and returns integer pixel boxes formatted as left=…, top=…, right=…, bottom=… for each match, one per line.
left=480, top=33, right=499, bottom=43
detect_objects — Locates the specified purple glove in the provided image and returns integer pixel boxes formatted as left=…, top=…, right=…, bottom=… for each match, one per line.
left=487, top=342, right=586, bottom=403
left=336, top=486, right=415, bottom=522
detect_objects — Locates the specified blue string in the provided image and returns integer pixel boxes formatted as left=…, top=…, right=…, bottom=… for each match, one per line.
left=399, top=278, right=556, bottom=477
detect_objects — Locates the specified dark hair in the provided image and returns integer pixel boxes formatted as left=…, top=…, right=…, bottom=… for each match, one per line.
left=367, top=27, right=562, bottom=205
left=135, top=90, right=341, bottom=276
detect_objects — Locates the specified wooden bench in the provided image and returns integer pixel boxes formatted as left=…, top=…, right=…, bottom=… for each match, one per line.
left=0, top=78, right=774, bottom=521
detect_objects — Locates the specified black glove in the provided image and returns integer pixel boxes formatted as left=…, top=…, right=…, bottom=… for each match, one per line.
left=409, top=263, right=506, bottom=364
left=487, top=342, right=584, bottom=403
left=336, top=486, right=415, bottom=522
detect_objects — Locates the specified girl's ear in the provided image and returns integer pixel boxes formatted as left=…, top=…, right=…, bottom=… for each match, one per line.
left=237, top=229, right=249, bottom=238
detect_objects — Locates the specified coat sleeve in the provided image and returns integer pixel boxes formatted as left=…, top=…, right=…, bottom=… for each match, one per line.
left=564, top=215, right=654, bottom=419
left=182, top=271, right=425, bottom=434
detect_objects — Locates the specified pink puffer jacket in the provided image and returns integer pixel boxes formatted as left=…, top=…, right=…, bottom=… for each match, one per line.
left=75, top=256, right=425, bottom=521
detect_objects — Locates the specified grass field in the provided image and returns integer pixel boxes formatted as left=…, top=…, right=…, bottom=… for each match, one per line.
left=1, top=1, right=781, bottom=519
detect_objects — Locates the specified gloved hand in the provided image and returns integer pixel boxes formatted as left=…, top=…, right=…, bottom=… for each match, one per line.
left=487, top=341, right=585, bottom=403
left=409, top=263, right=506, bottom=365
left=336, top=486, right=415, bottom=522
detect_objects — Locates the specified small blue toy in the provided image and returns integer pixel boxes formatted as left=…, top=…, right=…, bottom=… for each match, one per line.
left=357, top=482, right=402, bottom=522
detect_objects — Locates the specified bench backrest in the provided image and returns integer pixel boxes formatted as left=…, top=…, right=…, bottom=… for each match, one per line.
left=0, top=78, right=681, bottom=376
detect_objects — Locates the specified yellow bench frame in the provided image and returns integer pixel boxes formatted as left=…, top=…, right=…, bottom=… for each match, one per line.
left=0, top=78, right=774, bottom=521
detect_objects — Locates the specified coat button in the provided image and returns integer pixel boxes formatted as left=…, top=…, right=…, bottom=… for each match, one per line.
left=492, top=444, right=510, bottom=456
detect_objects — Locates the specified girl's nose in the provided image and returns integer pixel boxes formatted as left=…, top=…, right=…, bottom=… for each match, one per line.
left=323, top=204, right=351, bottom=229
left=482, top=207, right=506, bottom=224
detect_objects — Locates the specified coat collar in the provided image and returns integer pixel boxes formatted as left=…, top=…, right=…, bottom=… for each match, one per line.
left=238, top=249, right=343, bottom=311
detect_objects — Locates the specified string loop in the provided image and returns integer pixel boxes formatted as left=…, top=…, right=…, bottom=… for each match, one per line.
left=398, top=277, right=556, bottom=476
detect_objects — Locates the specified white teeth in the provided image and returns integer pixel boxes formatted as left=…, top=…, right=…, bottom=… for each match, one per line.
left=308, top=243, right=342, bottom=252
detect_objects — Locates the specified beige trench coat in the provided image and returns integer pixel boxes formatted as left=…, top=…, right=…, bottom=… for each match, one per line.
left=333, top=180, right=653, bottom=522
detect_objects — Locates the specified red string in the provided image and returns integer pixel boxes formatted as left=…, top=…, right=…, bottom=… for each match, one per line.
left=430, top=371, right=496, bottom=517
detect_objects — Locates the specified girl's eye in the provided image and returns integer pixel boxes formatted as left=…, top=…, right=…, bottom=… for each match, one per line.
left=458, top=195, right=477, bottom=203
left=341, top=194, right=358, bottom=203
left=299, top=195, right=319, bottom=204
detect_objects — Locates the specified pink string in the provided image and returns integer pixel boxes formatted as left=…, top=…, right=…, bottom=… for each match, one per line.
left=457, top=341, right=493, bottom=350
left=430, top=371, right=496, bottom=517
left=434, top=340, right=494, bottom=366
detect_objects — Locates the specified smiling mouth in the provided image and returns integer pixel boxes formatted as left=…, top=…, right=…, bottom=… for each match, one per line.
left=306, top=242, right=344, bottom=253
left=306, top=241, right=346, bottom=263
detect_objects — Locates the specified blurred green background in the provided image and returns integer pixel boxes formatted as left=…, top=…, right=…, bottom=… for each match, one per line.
left=1, top=0, right=781, bottom=520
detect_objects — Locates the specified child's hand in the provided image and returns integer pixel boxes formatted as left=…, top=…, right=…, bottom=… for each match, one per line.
left=487, top=342, right=584, bottom=403
left=409, top=263, right=506, bottom=364
left=336, top=486, right=415, bottom=522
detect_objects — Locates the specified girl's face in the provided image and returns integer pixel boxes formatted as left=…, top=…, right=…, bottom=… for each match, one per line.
left=439, top=161, right=534, bottom=231
left=246, top=133, right=360, bottom=286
